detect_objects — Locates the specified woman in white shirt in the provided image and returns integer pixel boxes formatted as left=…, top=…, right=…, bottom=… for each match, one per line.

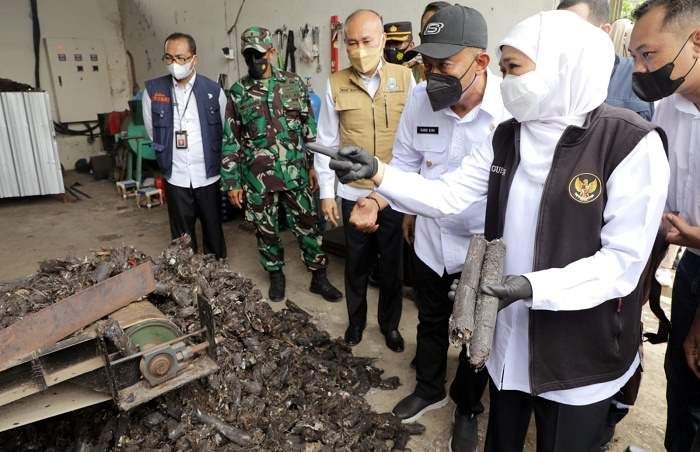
left=331, top=10, right=670, bottom=451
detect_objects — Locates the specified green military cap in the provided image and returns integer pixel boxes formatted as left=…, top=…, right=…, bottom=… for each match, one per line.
left=241, top=26, right=273, bottom=53
left=384, top=21, right=413, bottom=42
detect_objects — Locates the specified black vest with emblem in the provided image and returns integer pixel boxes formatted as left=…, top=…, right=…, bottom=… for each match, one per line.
left=485, top=103, right=667, bottom=394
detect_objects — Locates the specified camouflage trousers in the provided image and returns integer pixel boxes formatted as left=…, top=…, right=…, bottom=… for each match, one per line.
left=245, top=186, right=328, bottom=272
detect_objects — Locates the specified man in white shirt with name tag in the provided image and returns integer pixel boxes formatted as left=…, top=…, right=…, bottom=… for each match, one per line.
left=629, top=1, right=700, bottom=450
left=143, top=32, right=228, bottom=258
left=349, top=6, right=509, bottom=451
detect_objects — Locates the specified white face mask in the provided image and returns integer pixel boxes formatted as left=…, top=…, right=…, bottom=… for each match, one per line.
left=168, top=60, right=194, bottom=80
left=500, top=71, right=549, bottom=122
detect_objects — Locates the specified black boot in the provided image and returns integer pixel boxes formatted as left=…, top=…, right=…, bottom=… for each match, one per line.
left=268, top=270, right=286, bottom=302
left=309, top=269, right=343, bottom=302
left=450, top=410, right=478, bottom=452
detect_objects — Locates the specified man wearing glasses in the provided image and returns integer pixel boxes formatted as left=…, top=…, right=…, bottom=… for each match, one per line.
left=142, top=32, right=227, bottom=258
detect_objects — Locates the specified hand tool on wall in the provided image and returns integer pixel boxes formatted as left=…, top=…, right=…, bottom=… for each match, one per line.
left=285, top=30, right=296, bottom=73
left=312, top=25, right=321, bottom=73
left=300, top=24, right=313, bottom=64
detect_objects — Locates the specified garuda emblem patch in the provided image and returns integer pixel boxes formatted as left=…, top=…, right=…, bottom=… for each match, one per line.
left=569, top=173, right=602, bottom=204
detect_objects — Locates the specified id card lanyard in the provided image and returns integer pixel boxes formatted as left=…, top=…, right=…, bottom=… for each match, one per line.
left=174, top=86, right=194, bottom=150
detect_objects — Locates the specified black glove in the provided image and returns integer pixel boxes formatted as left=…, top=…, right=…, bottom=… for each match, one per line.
left=447, top=279, right=459, bottom=302
left=328, top=145, right=378, bottom=184
left=481, top=275, right=532, bottom=311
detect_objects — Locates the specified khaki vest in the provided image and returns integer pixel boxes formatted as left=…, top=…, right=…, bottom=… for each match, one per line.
left=330, top=62, right=412, bottom=189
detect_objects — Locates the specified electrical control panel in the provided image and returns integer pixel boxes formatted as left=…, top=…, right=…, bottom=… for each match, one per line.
left=44, top=37, right=112, bottom=123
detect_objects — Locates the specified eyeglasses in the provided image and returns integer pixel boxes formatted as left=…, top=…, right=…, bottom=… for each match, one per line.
left=162, top=54, right=194, bottom=65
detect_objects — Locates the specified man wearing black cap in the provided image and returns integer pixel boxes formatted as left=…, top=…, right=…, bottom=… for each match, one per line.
left=348, top=6, right=510, bottom=451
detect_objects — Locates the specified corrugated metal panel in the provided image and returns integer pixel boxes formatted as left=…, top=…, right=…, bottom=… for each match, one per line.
left=24, top=93, right=63, bottom=195
left=2, top=93, right=41, bottom=196
left=0, top=99, right=20, bottom=198
left=0, top=92, right=63, bottom=198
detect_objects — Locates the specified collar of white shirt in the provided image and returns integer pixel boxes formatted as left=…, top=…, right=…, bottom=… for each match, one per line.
left=672, top=92, right=700, bottom=117
left=172, top=71, right=197, bottom=90
left=442, top=68, right=503, bottom=123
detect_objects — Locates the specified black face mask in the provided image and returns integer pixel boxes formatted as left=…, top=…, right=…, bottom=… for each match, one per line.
left=384, top=47, right=407, bottom=65
left=425, top=58, right=477, bottom=111
left=244, top=51, right=269, bottom=79
left=632, top=34, right=698, bottom=102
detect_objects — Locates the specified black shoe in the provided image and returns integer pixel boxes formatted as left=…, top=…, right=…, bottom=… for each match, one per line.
left=450, top=410, right=478, bottom=452
left=384, top=330, right=405, bottom=352
left=344, top=325, right=364, bottom=346
left=268, top=270, right=285, bottom=302
left=392, top=393, right=448, bottom=423
left=309, top=269, right=343, bottom=302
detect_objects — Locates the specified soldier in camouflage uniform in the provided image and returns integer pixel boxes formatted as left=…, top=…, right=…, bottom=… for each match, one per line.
left=221, top=26, right=342, bottom=303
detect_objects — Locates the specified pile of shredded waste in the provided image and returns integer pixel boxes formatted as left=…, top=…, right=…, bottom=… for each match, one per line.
left=0, top=237, right=423, bottom=451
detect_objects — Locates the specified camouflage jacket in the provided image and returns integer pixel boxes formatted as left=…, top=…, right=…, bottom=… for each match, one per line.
left=221, top=68, right=317, bottom=193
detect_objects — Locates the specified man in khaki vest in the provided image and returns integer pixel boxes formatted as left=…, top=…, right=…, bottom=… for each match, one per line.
left=315, top=9, right=414, bottom=350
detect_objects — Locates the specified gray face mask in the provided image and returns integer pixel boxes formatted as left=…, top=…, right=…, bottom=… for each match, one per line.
left=425, top=58, right=477, bottom=111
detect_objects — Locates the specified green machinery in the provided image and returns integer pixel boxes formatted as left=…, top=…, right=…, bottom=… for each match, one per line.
left=116, top=99, right=155, bottom=183
left=0, top=263, right=221, bottom=432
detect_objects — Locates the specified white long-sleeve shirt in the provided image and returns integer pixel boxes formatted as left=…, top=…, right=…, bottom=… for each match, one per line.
left=377, top=129, right=669, bottom=405
left=389, top=71, right=510, bottom=275
left=142, top=73, right=227, bottom=188
left=315, top=64, right=415, bottom=201
left=653, top=93, right=700, bottom=255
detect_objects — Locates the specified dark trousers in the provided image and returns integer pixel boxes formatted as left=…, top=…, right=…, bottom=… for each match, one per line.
left=666, top=252, right=700, bottom=451
left=403, top=242, right=416, bottom=288
left=164, top=180, right=226, bottom=259
left=485, top=379, right=612, bottom=452
left=413, top=254, right=488, bottom=414
left=341, top=199, right=403, bottom=333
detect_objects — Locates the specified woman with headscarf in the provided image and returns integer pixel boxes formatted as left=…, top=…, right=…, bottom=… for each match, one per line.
left=328, top=10, right=669, bottom=450
left=610, top=18, right=634, bottom=58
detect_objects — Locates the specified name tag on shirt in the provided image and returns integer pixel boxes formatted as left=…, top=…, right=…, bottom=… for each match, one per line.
left=417, top=126, right=439, bottom=135
left=175, top=130, right=188, bottom=149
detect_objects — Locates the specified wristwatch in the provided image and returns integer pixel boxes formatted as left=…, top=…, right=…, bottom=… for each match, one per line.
left=367, top=196, right=381, bottom=211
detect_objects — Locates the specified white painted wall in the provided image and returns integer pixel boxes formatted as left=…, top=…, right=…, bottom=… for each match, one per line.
left=1, top=0, right=131, bottom=169
left=119, top=0, right=558, bottom=96
left=1, top=0, right=560, bottom=170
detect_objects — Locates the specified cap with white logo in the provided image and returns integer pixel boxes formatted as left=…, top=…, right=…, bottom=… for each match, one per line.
left=414, top=4, right=488, bottom=59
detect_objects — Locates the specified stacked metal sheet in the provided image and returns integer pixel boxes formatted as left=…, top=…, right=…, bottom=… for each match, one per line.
left=0, top=92, right=64, bottom=198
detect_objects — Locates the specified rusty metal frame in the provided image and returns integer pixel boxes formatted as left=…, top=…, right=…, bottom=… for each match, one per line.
left=97, top=335, right=120, bottom=404
left=0, top=262, right=156, bottom=373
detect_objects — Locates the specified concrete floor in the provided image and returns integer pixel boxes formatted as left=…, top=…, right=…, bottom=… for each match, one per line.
left=0, top=173, right=669, bottom=451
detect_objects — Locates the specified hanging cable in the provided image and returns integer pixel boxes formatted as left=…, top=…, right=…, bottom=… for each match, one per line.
left=53, top=121, right=100, bottom=143
left=126, top=50, right=139, bottom=95
left=30, top=0, right=41, bottom=89
left=226, top=0, right=247, bottom=80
